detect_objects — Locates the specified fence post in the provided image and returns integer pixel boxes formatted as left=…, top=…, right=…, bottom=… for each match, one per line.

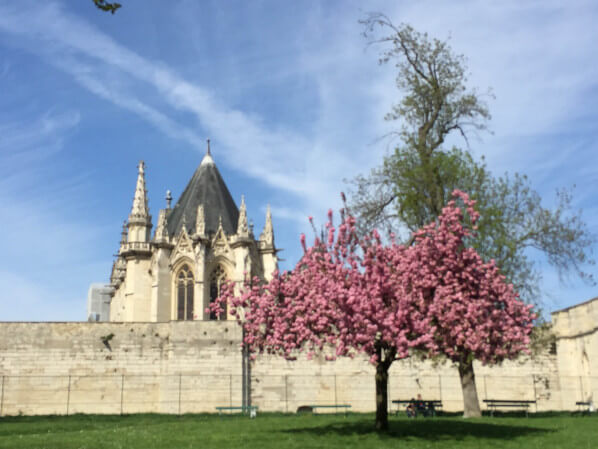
left=66, top=375, right=71, bottom=416
left=229, top=374, right=233, bottom=410
left=120, top=374, right=125, bottom=415
left=285, top=375, right=288, bottom=413
left=386, top=373, right=392, bottom=413
left=0, top=375, right=4, bottom=416
left=178, top=374, right=182, bottom=415
left=531, top=374, right=538, bottom=411
left=334, top=374, right=338, bottom=408
left=579, top=376, right=584, bottom=402
left=438, top=375, right=442, bottom=402
left=483, top=375, right=488, bottom=400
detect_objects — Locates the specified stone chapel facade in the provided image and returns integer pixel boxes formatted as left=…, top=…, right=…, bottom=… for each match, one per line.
left=108, top=145, right=278, bottom=322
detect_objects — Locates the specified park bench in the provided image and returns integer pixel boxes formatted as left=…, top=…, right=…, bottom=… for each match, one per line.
left=306, top=404, right=352, bottom=416
left=575, top=401, right=593, bottom=414
left=392, top=399, right=442, bottom=417
left=483, top=399, right=536, bottom=417
left=215, top=405, right=258, bottom=416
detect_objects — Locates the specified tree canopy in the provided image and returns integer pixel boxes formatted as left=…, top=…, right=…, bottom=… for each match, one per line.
left=350, top=13, right=595, bottom=306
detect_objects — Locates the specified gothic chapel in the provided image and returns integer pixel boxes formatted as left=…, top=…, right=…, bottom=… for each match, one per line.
left=109, top=143, right=278, bottom=322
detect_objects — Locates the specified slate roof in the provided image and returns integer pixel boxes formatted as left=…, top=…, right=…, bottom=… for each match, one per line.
left=166, top=153, right=239, bottom=237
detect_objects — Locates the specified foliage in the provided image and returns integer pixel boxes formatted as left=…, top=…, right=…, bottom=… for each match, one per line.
left=350, top=13, right=594, bottom=306
left=93, top=0, right=122, bottom=14
left=212, top=191, right=534, bottom=428
left=351, top=146, right=490, bottom=236
left=528, top=322, right=557, bottom=357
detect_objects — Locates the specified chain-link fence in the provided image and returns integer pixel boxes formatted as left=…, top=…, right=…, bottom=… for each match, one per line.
left=0, top=373, right=595, bottom=416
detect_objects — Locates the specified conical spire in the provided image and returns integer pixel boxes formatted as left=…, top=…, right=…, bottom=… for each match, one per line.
left=237, top=195, right=249, bottom=237
left=260, top=204, right=274, bottom=247
left=165, top=144, right=239, bottom=237
left=129, top=161, right=151, bottom=225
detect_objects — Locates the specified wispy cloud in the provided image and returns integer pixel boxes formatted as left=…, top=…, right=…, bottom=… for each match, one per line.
left=0, top=109, right=109, bottom=321
left=0, top=0, right=596, bottom=317
left=0, top=1, right=315, bottom=195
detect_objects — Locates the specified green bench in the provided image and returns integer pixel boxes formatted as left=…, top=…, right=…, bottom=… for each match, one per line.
left=483, top=399, right=536, bottom=417
left=215, top=405, right=258, bottom=416
left=575, top=401, right=594, bottom=415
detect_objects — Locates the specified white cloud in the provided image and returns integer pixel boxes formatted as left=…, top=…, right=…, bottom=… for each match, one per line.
left=0, top=0, right=596, bottom=317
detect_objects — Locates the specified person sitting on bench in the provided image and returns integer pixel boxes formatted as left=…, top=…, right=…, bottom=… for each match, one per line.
left=415, top=394, right=428, bottom=417
left=406, top=398, right=416, bottom=418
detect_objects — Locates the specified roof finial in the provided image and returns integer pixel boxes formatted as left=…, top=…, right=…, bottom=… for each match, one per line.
left=165, top=190, right=172, bottom=209
left=207, top=138, right=211, bottom=156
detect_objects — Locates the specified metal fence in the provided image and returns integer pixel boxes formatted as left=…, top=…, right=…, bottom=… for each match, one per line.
left=0, top=374, right=595, bottom=416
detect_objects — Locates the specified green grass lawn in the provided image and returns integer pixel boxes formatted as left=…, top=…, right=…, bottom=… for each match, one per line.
left=0, top=412, right=596, bottom=449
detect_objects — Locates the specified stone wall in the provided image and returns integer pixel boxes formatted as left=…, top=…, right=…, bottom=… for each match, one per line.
left=0, top=321, right=242, bottom=415
left=0, top=320, right=594, bottom=415
left=552, top=297, right=598, bottom=403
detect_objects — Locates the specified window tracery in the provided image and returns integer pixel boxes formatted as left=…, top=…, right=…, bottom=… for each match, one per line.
left=176, top=264, right=194, bottom=320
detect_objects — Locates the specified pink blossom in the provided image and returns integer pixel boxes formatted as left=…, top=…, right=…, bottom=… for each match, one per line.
left=210, top=189, right=534, bottom=400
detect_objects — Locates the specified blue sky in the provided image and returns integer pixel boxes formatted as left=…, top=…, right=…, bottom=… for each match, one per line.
left=0, top=0, right=597, bottom=321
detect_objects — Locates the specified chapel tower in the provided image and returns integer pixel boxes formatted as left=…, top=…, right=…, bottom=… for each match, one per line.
left=109, top=142, right=278, bottom=322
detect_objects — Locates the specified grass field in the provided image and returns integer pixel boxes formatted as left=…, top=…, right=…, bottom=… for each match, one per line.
left=0, top=412, right=596, bottom=449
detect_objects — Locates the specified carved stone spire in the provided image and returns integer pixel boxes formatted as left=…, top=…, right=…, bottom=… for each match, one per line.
left=195, top=204, right=205, bottom=237
left=154, top=209, right=169, bottom=243
left=125, top=160, right=152, bottom=247
left=118, top=220, right=128, bottom=253
left=129, top=161, right=151, bottom=225
left=165, top=190, right=172, bottom=209
left=260, top=204, right=274, bottom=247
left=180, top=213, right=187, bottom=234
left=236, top=195, right=249, bottom=238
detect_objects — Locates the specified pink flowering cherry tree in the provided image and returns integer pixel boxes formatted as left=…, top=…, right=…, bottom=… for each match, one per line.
left=409, top=191, right=536, bottom=417
left=213, top=205, right=439, bottom=430
left=212, top=191, right=535, bottom=428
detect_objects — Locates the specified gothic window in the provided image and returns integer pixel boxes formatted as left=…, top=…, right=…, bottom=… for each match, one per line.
left=209, top=265, right=227, bottom=320
left=176, top=264, right=194, bottom=320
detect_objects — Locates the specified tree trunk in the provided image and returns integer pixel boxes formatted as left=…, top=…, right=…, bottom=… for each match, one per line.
left=375, top=361, right=389, bottom=431
left=458, top=359, right=482, bottom=418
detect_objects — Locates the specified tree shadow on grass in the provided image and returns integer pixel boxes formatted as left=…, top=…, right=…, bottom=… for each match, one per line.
left=283, top=418, right=554, bottom=441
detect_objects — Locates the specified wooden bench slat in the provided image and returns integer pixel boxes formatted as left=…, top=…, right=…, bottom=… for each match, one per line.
left=484, top=399, right=536, bottom=417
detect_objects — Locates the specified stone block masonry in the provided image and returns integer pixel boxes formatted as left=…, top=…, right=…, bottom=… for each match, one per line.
left=0, top=321, right=594, bottom=415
